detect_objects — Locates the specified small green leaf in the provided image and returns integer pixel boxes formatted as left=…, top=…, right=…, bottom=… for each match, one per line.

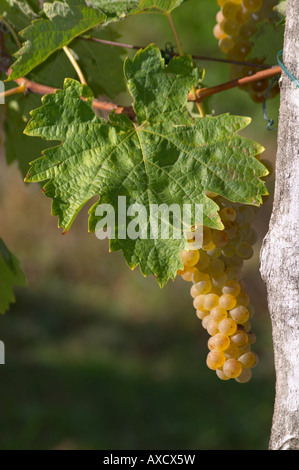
left=23, top=45, right=267, bottom=286
left=0, top=239, right=26, bottom=314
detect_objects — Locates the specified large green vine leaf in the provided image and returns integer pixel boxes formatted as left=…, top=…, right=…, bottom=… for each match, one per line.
left=0, top=239, right=26, bottom=314
left=23, top=45, right=267, bottom=286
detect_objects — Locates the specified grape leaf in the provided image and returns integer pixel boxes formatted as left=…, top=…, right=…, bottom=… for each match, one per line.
left=8, top=0, right=107, bottom=80
left=23, top=45, right=267, bottom=286
left=0, top=239, right=26, bottom=314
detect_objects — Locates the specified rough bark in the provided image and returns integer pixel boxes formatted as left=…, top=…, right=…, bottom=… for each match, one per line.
left=260, top=0, right=299, bottom=450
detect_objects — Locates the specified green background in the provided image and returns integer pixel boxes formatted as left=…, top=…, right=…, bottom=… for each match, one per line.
left=0, top=0, right=279, bottom=450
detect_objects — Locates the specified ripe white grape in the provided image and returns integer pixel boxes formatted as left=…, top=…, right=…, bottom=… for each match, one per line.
left=206, top=350, right=226, bottom=370
left=229, top=305, right=250, bottom=324
left=203, top=293, right=220, bottom=311
left=230, top=330, right=248, bottom=347
left=209, top=332, right=231, bottom=351
left=219, top=293, right=237, bottom=310
left=222, top=280, right=241, bottom=297
left=218, top=318, right=237, bottom=336
left=180, top=249, right=199, bottom=267
left=239, top=351, right=259, bottom=368
left=223, top=358, right=242, bottom=378
left=216, top=368, right=231, bottom=380
left=210, top=306, right=228, bottom=322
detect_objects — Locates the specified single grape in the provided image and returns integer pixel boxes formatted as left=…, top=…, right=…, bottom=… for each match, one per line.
left=210, top=306, right=228, bottom=322
left=203, top=293, right=220, bottom=311
left=216, top=368, right=231, bottom=380
left=213, top=23, right=227, bottom=40
left=220, top=18, right=240, bottom=37
left=180, top=249, right=200, bottom=267
left=242, top=0, right=263, bottom=13
left=219, top=293, right=237, bottom=310
left=207, top=319, right=220, bottom=336
left=206, top=350, right=226, bottom=370
left=220, top=206, right=237, bottom=222
left=235, top=367, right=252, bottom=383
left=229, top=305, right=250, bottom=324
left=222, top=280, right=241, bottom=297
left=209, top=332, right=231, bottom=351
left=238, top=351, right=259, bottom=368
left=193, top=294, right=206, bottom=310
left=230, top=330, right=248, bottom=347
left=218, top=317, right=237, bottom=336
left=212, top=229, right=229, bottom=247
left=223, top=358, right=242, bottom=378
left=216, top=10, right=225, bottom=23
left=193, top=279, right=212, bottom=295
left=222, top=2, right=240, bottom=20
left=219, top=36, right=235, bottom=54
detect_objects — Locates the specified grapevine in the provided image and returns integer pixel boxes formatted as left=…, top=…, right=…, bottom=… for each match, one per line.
left=213, top=0, right=281, bottom=103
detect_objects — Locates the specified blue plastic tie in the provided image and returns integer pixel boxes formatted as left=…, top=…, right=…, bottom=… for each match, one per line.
left=277, top=50, right=299, bottom=88
left=262, top=75, right=280, bottom=131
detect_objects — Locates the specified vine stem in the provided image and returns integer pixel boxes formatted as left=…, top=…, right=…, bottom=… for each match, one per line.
left=192, top=65, right=282, bottom=102
left=8, top=71, right=134, bottom=118
left=6, top=65, right=281, bottom=120
left=78, top=35, right=272, bottom=69
left=165, top=12, right=205, bottom=117
left=62, top=46, right=87, bottom=85
left=166, top=12, right=184, bottom=57
left=0, top=82, right=26, bottom=101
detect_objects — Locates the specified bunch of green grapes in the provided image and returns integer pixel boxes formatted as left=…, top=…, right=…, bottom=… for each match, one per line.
left=177, top=160, right=272, bottom=382
left=213, top=0, right=280, bottom=103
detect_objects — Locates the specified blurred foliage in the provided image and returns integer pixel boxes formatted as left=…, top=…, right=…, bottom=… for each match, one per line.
left=0, top=0, right=278, bottom=450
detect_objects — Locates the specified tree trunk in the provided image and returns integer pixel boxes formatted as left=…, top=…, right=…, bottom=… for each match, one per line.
left=260, top=0, right=299, bottom=450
